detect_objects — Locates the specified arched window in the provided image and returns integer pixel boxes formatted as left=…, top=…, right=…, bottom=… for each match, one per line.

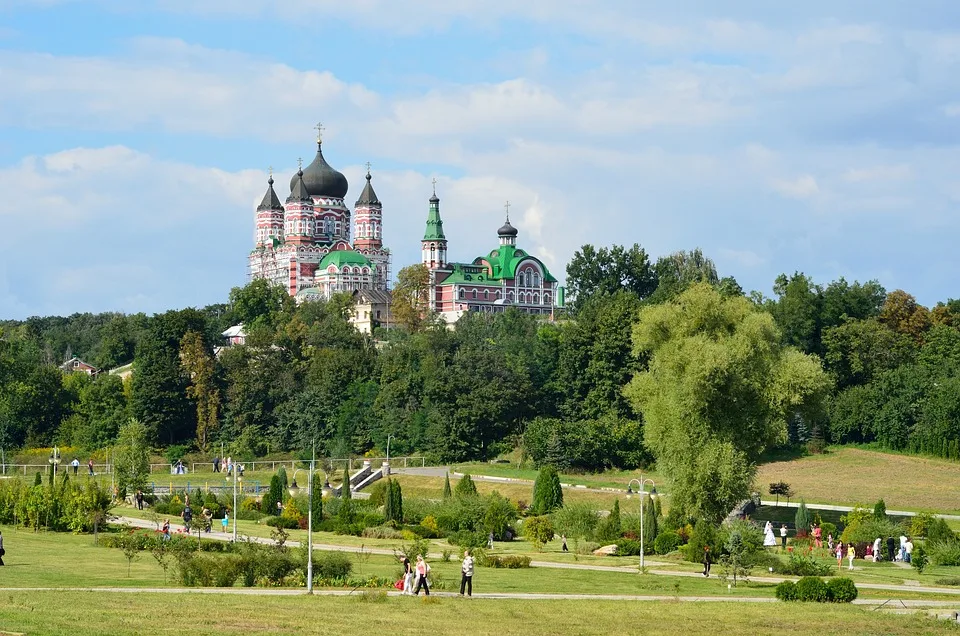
left=507, top=292, right=513, bottom=302
left=533, top=293, right=540, bottom=304
left=472, top=289, right=478, bottom=300
left=484, top=290, right=489, bottom=300
left=496, top=290, right=502, bottom=299
left=459, top=289, right=465, bottom=299
left=533, top=272, right=541, bottom=286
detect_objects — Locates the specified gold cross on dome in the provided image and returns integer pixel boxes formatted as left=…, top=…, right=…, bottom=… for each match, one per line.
left=315, top=122, right=324, bottom=142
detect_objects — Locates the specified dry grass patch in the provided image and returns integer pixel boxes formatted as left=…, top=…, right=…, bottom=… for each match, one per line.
left=756, top=448, right=960, bottom=513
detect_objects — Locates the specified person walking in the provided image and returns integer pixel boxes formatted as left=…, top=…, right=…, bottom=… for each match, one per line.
left=847, top=544, right=856, bottom=571
left=905, top=537, right=914, bottom=564
left=899, top=534, right=908, bottom=562
left=812, top=523, right=822, bottom=548
left=135, top=490, right=144, bottom=511
left=487, top=532, right=494, bottom=550
left=182, top=502, right=193, bottom=532
left=162, top=519, right=171, bottom=541
left=71, top=458, right=80, bottom=475
left=0, top=530, right=5, bottom=565
left=835, top=542, right=844, bottom=570
left=213, top=456, right=220, bottom=473
left=872, top=537, right=882, bottom=562
left=827, top=534, right=834, bottom=551
left=87, top=458, right=95, bottom=476
left=780, top=524, right=788, bottom=549
left=702, top=546, right=712, bottom=577
left=413, top=555, right=430, bottom=596
left=460, top=549, right=474, bottom=597
left=561, top=535, right=568, bottom=552
left=202, top=507, right=213, bottom=533
left=886, top=536, right=896, bottom=562
left=399, top=555, right=414, bottom=595
left=222, top=512, right=229, bottom=533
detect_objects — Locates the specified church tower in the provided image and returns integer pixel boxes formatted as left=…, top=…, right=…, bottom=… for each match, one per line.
left=284, top=162, right=315, bottom=246
left=353, top=166, right=382, bottom=251
left=254, top=170, right=284, bottom=248
left=421, top=181, right=447, bottom=270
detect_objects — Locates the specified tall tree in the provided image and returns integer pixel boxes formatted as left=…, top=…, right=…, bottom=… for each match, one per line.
left=565, top=243, right=657, bottom=310
left=879, top=290, right=931, bottom=345
left=532, top=464, right=564, bottom=514
left=114, top=418, right=150, bottom=497
left=625, top=283, right=830, bottom=522
left=391, top=264, right=431, bottom=332
left=649, top=248, right=719, bottom=302
left=179, top=330, right=219, bottom=451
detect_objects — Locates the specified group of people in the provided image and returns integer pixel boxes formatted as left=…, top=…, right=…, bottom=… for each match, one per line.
left=397, top=550, right=475, bottom=597
left=212, top=456, right=244, bottom=476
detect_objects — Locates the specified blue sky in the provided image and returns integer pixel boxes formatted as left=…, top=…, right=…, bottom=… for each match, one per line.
left=2, top=1, right=960, bottom=318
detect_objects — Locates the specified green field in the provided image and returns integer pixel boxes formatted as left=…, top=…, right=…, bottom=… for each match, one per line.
left=755, top=447, right=960, bottom=513
left=452, top=463, right=660, bottom=491
left=1, top=591, right=958, bottom=636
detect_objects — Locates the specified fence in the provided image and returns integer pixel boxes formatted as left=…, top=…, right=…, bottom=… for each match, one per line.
left=0, top=463, right=112, bottom=476
left=149, top=456, right=428, bottom=475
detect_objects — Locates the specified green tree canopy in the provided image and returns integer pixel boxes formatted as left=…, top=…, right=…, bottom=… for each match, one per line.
left=531, top=464, right=563, bottom=515
left=565, top=243, right=657, bottom=310
left=625, top=283, right=830, bottom=522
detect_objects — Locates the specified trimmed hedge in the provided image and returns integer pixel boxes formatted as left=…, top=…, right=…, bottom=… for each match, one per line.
left=778, top=576, right=857, bottom=603
left=653, top=531, right=683, bottom=555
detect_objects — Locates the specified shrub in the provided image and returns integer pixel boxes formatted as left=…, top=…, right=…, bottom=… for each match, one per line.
left=315, top=551, right=352, bottom=580
left=420, top=515, right=440, bottom=538
left=775, top=551, right=832, bottom=577
left=264, top=516, right=299, bottom=530
left=934, top=576, right=960, bottom=586
left=872, top=499, right=887, bottom=520
left=819, top=522, right=837, bottom=541
left=794, top=501, right=811, bottom=535
left=596, top=500, right=622, bottom=543
left=775, top=580, right=797, bottom=601
left=361, top=525, right=403, bottom=540
left=454, top=474, right=478, bottom=498
left=929, top=540, right=960, bottom=566
left=654, top=531, right=683, bottom=555
left=576, top=541, right=600, bottom=555
left=911, top=544, right=929, bottom=574
left=531, top=465, right=563, bottom=515
left=927, top=518, right=956, bottom=544
left=482, top=555, right=531, bottom=569
left=446, top=530, right=488, bottom=548
left=614, top=539, right=642, bottom=556
left=685, top=519, right=718, bottom=564
left=827, top=577, right=858, bottom=603
left=553, top=503, right=600, bottom=543
left=795, top=576, right=829, bottom=602
left=910, top=512, right=933, bottom=538
left=524, top=515, right=555, bottom=551
left=368, top=480, right=390, bottom=507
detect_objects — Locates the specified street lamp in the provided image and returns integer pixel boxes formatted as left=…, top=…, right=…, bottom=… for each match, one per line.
left=385, top=434, right=395, bottom=464
left=228, top=462, right=241, bottom=542
left=627, top=478, right=657, bottom=570
left=288, top=440, right=318, bottom=594
left=49, top=447, right=61, bottom=481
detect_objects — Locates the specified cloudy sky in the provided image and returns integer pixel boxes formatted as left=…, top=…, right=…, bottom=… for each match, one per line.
left=2, top=1, right=960, bottom=318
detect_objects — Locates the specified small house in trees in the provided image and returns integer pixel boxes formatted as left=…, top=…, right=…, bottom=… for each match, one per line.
left=59, top=357, right=98, bottom=376
left=349, top=289, right=393, bottom=334
left=221, top=324, right=247, bottom=346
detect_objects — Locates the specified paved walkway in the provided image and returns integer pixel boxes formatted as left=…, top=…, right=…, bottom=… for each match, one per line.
left=758, top=500, right=960, bottom=520
left=113, top=516, right=960, bottom=597
left=2, top=586, right=958, bottom=608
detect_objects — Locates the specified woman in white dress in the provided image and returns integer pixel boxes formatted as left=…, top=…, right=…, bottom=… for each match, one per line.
left=763, top=521, right=777, bottom=547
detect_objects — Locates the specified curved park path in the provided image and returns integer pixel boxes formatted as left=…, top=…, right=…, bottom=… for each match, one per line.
left=113, top=515, right=960, bottom=599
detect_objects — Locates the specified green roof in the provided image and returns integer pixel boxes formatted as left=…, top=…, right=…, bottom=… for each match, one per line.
left=440, top=245, right=557, bottom=285
left=477, top=245, right=558, bottom=283
left=423, top=197, right=446, bottom=240
left=319, top=250, right=374, bottom=270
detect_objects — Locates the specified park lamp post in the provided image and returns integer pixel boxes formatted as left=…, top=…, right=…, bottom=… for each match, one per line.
left=627, top=478, right=657, bottom=570
left=228, top=461, right=241, bottom=542
left=49, top=446, right=61, bottom=481
left=288, top=440, right=317, bottom=594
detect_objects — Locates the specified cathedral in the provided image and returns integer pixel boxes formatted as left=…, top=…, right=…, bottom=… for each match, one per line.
left=248, top=128, right=390, bottom=299
left=249, top=127, right=564, bottom=323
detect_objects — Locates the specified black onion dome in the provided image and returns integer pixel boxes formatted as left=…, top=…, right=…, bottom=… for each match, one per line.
left=257, top=175, right=284, bottom=210
left=356, top=171, right=380, bottom=206
left=497, top=218, right=518, bottom=237
left=292, top=142, right=349, bottom=199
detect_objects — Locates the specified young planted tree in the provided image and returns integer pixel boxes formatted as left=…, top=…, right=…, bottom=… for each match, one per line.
left=341, top=466, right=352, bottom=500
left=532, top=464, right=564, bottom=514
left=443, top=473, right=452, bottom=500
left=769, top=481, right=792, bottom=506
left=310, top=472, right=323, bottom=526
left=642, top=496, right=658, bottom=552
left=795, top=500, right=811, bottom=536
left=524, top=515, right=555, bottom=552
left=454, top=473, right=478, bottom=498
left=114, top=418, right=150, bottom=498
left=873, top=498, right=887, bottom=521
left=384, top=479, right=403, bottom=524
left=598, top=499, right=622, bottom=542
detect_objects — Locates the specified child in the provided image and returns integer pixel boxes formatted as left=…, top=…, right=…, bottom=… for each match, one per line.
left=222, top=512, right=229, bottom=532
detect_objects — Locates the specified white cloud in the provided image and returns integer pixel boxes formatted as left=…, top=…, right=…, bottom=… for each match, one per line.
left=842, top=165, right=913, bottom=182
left=771, top=175, right=820, bottom=199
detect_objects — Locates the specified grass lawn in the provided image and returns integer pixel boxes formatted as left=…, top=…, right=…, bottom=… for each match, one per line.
left=1, top=591, right=958, bottom=636
left=755, top=447, right=960, bottom=513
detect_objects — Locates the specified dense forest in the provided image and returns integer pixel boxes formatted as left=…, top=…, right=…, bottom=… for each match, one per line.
left=3, top=243, right=960, bottom=480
